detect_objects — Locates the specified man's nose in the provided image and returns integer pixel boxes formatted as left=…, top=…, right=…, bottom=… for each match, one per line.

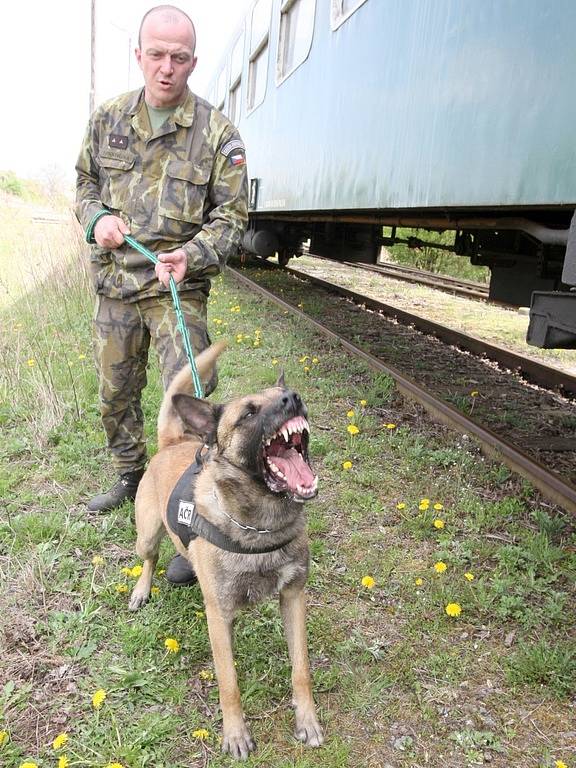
left=160, top=54, right=173, bottom=73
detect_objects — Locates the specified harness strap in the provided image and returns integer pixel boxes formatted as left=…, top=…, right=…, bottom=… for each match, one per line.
left=166, top=452, right=296, bottom=554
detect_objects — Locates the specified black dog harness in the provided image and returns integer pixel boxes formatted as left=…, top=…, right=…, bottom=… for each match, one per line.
left=167, top=450, right=295, bottom=554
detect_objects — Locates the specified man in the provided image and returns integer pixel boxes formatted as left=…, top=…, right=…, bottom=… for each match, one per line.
left=75, top=5, right=248, bottom=584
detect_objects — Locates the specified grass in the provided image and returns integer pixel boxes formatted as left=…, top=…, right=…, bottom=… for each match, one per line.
left=1, top=203, right=575, bottom=768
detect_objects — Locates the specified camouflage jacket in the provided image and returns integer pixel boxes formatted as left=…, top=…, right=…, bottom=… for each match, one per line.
left=75, top=88, right=248, bottom=301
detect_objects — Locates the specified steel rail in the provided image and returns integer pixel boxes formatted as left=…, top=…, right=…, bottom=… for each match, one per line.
left=282, top=265, right=576, bottom=398
left=339, top=260, right=491, bottom=302
left=228, top=266, right=576, bottom=514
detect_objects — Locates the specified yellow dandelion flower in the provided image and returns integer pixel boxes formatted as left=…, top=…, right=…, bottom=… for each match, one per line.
left=433, top=519, right=445, bottom=529
left=299, top=355, right=309, bottom=363
left=164, top=637, right=180, bottom=653
left=115, top=584, right=128, bottom=593
left=342, top=460, right=353, bottom=470
left=52, top=733, right=68, bottom=750
left=104, top=763, right=126, bottom=768
left=415, top=578, right=424, bottom=586
left=195, top=611, right=205, bottom=619
left=361, top=575, right=375, bottom=589
left=27, top=359, right=36, bottom=367
left=199, top=669, right=214, bottom=680
left=91, top=555, right=104, bottom=566
left=92, top=688, right=106, bottom=709
left=385, top=423, right=396, bottom=430
left=347, top=424, right=360, bottom=436
left=303, top=365, right=310, bottom=372
left=464, top=572, right=475, bottom=581
left=433, top=502, right=444, bottom=510
left=272, top=358, right=279, bottom=365
left=151, top=586, right=160, bottom=595
left=470, top=390, right=479, bottom=397
left=396, top=502, right=406, bottom=510
left=78, top=354, right=86, bottom=360
left=359, top=399, right=367, bottom=406
left=445, top=602, right=462, bottom=617
left=420, top=498, right=430, bottom=505
left=120, top=567, right=131, bottom=576
left=555, top=761, right=569, bottom=768
left=129, top=565, right=143, bottom=577
left=192, top=728, right=210, bottom=740
left=434, top=561, right=447, bottom=573
left=58, top=755, right=69, bottom=768
left=312, top=357, right=319, bottom=363
left=19, top=763, right=38, bottom=768
left=0, top=730, right=9, bottom=746
left=418, top=502, right=429, bottom=511
left=347, top=409, right=355, bottom=418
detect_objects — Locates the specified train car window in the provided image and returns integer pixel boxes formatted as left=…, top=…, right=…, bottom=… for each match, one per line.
left=228, top=33, right=244, bottom=124
left=277, top=0, right=316, bottom=84
left=247, top=0, right=272, bottom=113
left=330, top=0, right=367, bottom=30
left=216, top=67, right=227, bottom=112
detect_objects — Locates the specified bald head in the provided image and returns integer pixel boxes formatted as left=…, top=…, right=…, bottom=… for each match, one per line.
left=138, top=5, right=196, bottom=51
left=136, top=4, right=198, bottom=107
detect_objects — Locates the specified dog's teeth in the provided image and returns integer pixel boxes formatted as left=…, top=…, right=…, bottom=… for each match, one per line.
left=282, top=428, right=289, bottom=442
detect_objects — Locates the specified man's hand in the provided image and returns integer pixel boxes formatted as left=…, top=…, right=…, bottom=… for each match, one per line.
left=155, top=248, right=187, bottom=287
left=94, top=215, right=130, bottom=248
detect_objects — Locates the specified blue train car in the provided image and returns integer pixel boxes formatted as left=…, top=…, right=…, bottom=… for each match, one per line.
left=207, top=0, right=576, bottom=347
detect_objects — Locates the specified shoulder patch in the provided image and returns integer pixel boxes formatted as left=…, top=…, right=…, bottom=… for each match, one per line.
left=220, top=139, right=245, bottom=157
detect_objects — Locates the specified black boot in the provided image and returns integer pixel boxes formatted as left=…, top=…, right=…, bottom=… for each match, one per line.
left=166, top=554, right=197, bottom=586
left=86, top=469, right=145, bottom=512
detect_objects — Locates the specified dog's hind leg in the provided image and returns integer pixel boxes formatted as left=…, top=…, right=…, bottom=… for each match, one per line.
left=280, top=586, right=324, bottom=747
left=129, top=482, right=165, bottom=611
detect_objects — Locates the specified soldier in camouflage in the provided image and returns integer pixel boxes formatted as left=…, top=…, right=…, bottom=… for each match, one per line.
left=75, top=5, right=248, bottom=582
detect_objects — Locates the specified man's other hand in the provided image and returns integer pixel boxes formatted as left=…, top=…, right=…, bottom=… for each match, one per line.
left=155, top=249, right=187, bottom=287
left=94, top=215, right=130, bottom=249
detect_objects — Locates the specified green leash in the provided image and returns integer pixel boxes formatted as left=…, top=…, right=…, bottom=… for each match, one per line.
left=84, top=211, right=204, bottom=398
left=122, top=235, right=204, bottom=399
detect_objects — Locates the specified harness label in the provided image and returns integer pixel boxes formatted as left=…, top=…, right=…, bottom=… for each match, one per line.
left=177, top=500, right=195, bottom=526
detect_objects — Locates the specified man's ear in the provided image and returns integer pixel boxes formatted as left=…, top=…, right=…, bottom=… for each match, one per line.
left=275, top=369, right=286, bottom=388
left=172, top=394, right=219, bottom=440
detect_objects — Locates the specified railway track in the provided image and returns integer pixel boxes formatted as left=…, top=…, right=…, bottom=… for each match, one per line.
left=228, top=261, right=576, bottom=515
left=341, top=259, right=492, bottom=302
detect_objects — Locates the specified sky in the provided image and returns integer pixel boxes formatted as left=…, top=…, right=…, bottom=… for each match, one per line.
left=1, top=0, right=254, bottom=183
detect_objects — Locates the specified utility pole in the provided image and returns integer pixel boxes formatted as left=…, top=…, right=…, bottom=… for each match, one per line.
left=89, top=0, right=96, bottom=115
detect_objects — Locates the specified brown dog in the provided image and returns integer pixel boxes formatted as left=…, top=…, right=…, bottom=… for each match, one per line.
left=128, top=341, right=324, bottom=759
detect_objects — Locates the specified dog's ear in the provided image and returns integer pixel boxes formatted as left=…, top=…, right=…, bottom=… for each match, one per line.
left=275, top=369, right=286, bottom=388
left=172, top=394, right=219, bottom=440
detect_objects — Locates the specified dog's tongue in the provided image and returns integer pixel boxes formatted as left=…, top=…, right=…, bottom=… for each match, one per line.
left=274, top=446, right=315, bottom=488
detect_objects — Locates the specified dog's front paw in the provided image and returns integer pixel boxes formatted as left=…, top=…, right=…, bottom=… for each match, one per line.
left=295, top=710, right=324, bottom=747
left=128, top=588, right=149, bottom=611
left=222, top=724, right=256, bottom=761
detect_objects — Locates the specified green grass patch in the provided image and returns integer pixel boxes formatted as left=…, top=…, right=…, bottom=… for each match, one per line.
left=1, top=220, right=575, bottom=767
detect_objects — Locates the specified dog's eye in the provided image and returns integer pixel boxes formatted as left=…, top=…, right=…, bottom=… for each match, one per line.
left=242, top=405, right=260, bottom=420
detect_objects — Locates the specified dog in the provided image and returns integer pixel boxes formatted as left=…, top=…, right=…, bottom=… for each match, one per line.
left=128, top=341, right=324, bottom=759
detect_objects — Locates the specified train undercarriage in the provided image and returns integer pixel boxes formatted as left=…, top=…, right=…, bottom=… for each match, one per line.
left=242, top=208, right=576, bottom=350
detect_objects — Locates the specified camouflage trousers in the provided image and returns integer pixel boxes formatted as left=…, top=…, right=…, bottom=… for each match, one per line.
left=92, top=293, right=216, bottom=473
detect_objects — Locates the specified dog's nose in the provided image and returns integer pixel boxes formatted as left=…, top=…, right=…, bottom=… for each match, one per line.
left=282, top=390, right=302, bottom=410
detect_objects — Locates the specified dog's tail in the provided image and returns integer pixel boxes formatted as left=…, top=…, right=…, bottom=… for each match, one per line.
left=157, top=340, right=227, bottom=449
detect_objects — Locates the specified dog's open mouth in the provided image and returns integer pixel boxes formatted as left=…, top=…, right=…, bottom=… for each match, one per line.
left=262, top=415, right=318, bottom=501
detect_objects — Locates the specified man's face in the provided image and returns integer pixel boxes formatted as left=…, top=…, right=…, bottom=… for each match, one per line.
left=136, top=13, right=197, bottom=108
